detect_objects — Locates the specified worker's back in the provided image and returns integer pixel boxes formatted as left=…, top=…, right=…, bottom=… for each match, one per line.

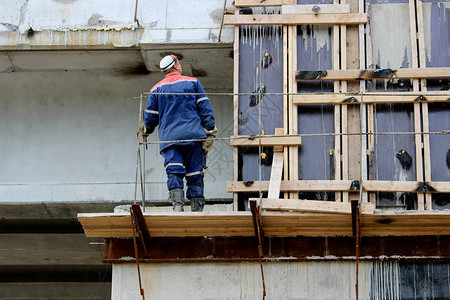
left=146, top=71, right=215, bottom=151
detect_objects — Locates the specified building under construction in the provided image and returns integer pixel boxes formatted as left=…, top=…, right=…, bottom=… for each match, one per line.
left=1, top=0, right=449, bottom=299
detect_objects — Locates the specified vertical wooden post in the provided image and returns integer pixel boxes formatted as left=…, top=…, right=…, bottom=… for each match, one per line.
left=288, top=25, right=299, bottom=200
left=333, top=0, right=342, bottom=202
left=416, top=0, right=432, bottom=210
left=408, top=0, right=425, bottom=210
left=233, top=7, right=240, bottom=211
left=282, top=25, right=290, bottom=199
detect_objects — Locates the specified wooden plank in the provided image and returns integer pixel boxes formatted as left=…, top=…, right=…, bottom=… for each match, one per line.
left=227, top=180, right=450, bottom=193
left=357, top=0, right=368, bottom=205
left=228, top=180, right=353, bottom=192
left=230, top=135, right=301, bottom=146
left=281, top=4, right=351, bottom=14
left=416, top=0, right=432, bottom=210
left=255, top=198, right=375, bottom=214
left=408, top=0, right=425, bottom=210
left=288, top=25, right=298, bottom=200
left=295, top=67, right=450, bottom=81
left=233, top=10, right=239, bottom=211
left=333, top=5, right=342, bottom=203
left=79, top=210, right=450, bottom=238
left=234, top=0, right=295, bottom=7
left=283, top=25, right=289, bottom=199
left=224, top=13, right=368, bottom=25
left=292, top=93, right=450, bottom=105
left=267, top=153, right=284, bottom=199
left=341, top=17, right=349, bottom=203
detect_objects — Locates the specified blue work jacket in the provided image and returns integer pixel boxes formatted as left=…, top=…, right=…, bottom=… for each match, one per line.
left=144, top=72, right=215, bottom=151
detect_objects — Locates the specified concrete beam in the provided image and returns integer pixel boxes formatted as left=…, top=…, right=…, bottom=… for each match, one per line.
left=0, top=282, right=111, bottom=299
left=0, top=234, right=104, bottom=265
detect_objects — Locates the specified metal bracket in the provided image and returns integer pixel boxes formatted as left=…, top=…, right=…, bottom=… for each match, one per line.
left=343, top=96, right=359, bottom=103
left=296, top=70, right=328, bottom=80
left=350, top=180, right=360, bottom=191
left=371, top=68, right=395, bottom=78
left=351, top=200, right=361, bottom=237
left=249, top=199, right=266, bottom=299
left=130, top=204, right=149, bottom=300
left=416, top=182, right=436, bottom=192
left=351, top=200, right=361, bottom=300
left=249, top=200, right=265, bottom=247
left=415, top=95, right=427, bottom=102
left=131, top=204, right=151, bottom=257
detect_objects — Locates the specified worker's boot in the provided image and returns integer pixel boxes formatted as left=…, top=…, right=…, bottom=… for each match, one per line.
left=190, top=197, right=205, bottom=212
left=169, top=189, right=185, bottom=212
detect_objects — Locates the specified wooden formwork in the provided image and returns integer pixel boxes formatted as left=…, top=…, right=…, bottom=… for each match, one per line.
left=226, top=0, right=450, bottom=211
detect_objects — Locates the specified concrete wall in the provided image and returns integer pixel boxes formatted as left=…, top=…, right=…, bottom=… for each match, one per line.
left=0, top=66, right=233, bottom=203
left=0, top=0, right=234, bottom=48
left=112, top=261, right=450, bottom=299
left=113, top=262, right=371, bottom=300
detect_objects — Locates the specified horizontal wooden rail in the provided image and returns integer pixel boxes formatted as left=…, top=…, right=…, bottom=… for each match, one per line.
left=282, top=4, right=351, bottom=14
left=292, top=92, right=450, bottom=105
left=224, top=13, right=367, bottom=25
left=230, top=135, right=301, bottom=146
left=251, top=198, right=376, bottom=214
left=234, top=0, right=295, bottom=7
left=227, top=180, right=450, bottom=193
left=296, top=67, right=450, bottom=81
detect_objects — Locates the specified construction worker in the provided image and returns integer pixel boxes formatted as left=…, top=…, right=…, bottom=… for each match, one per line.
left=140, top=55, right=217, bottom=212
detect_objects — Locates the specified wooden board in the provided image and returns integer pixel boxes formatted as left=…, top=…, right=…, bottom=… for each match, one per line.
left=230, top=135, right=301, bottom=146
left=296, top=67, right=450, bottom=81
left=253, top=198, right=375, bottom=214
left=281, top=4, right=351, bottom=14
left=78, top=210, right=450, bottom=238
left=267, top=152, right=284, bottom=199
left=227, top=180, right=450, bottom=193
left=224, top=13, right=368, bottom=25
left=234, top=0, right=295, bottom=7
left=292, top=93, right=450, bottom=105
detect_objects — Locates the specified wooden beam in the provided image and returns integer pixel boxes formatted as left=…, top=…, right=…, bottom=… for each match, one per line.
left=79, top=211, right=450, bottom=238
left=234, top=0, right=295, bottom=7
left=227, top=180, right=450, bottom=193
left=232, top=8, right=240, bottom=211
left=254, top=198, right=375, bottom=214
left=292, top=93, right=450, bottom=105
left=230, top=135, right=301, bottom=146
left=228, top=180, right=354, bottom=192
left=267, top=152, right=284, bottom=199
left=296, top=67, right=450, bottom=81
left=224, top=13, right=367, bottom=25
left=281, top=4, right=351, bottom=14
left=288, top=25, right=299, bottom=200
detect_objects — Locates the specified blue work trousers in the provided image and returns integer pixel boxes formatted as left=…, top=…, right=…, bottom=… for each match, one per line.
left=160, top=142, right=205, bottom=199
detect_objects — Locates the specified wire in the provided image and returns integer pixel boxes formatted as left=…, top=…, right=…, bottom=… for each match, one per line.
left=133, top=91, right=450, bottom=98
left=139, top=131, right=449, bottom=146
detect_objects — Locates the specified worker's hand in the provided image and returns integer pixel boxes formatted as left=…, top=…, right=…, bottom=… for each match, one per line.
left=139, top=123, right=150, bottom=138
left=202, top=126, right=218, bottom=152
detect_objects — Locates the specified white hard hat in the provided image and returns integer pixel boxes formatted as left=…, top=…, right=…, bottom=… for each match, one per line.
left=160, top=55, right=177, bottom=72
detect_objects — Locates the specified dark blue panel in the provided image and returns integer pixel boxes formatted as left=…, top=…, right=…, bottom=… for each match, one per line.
left=373, top=104, right=416, bottom=181
left=238, top=25, right=284, bottom=181
left=298, top=105, right=335, bottom=180
left=370, top=262, right=450, bottom=299
left=428, top=103, right=450, bottom=181
left=297, top=25, right=335, bottom=184
left=427, top=3, right=450, bottom=67
left=238, top=25, right=283, bottom=136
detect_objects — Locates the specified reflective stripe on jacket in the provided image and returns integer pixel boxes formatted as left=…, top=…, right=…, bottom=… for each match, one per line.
left=144, top=72, right=215, bottom=151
